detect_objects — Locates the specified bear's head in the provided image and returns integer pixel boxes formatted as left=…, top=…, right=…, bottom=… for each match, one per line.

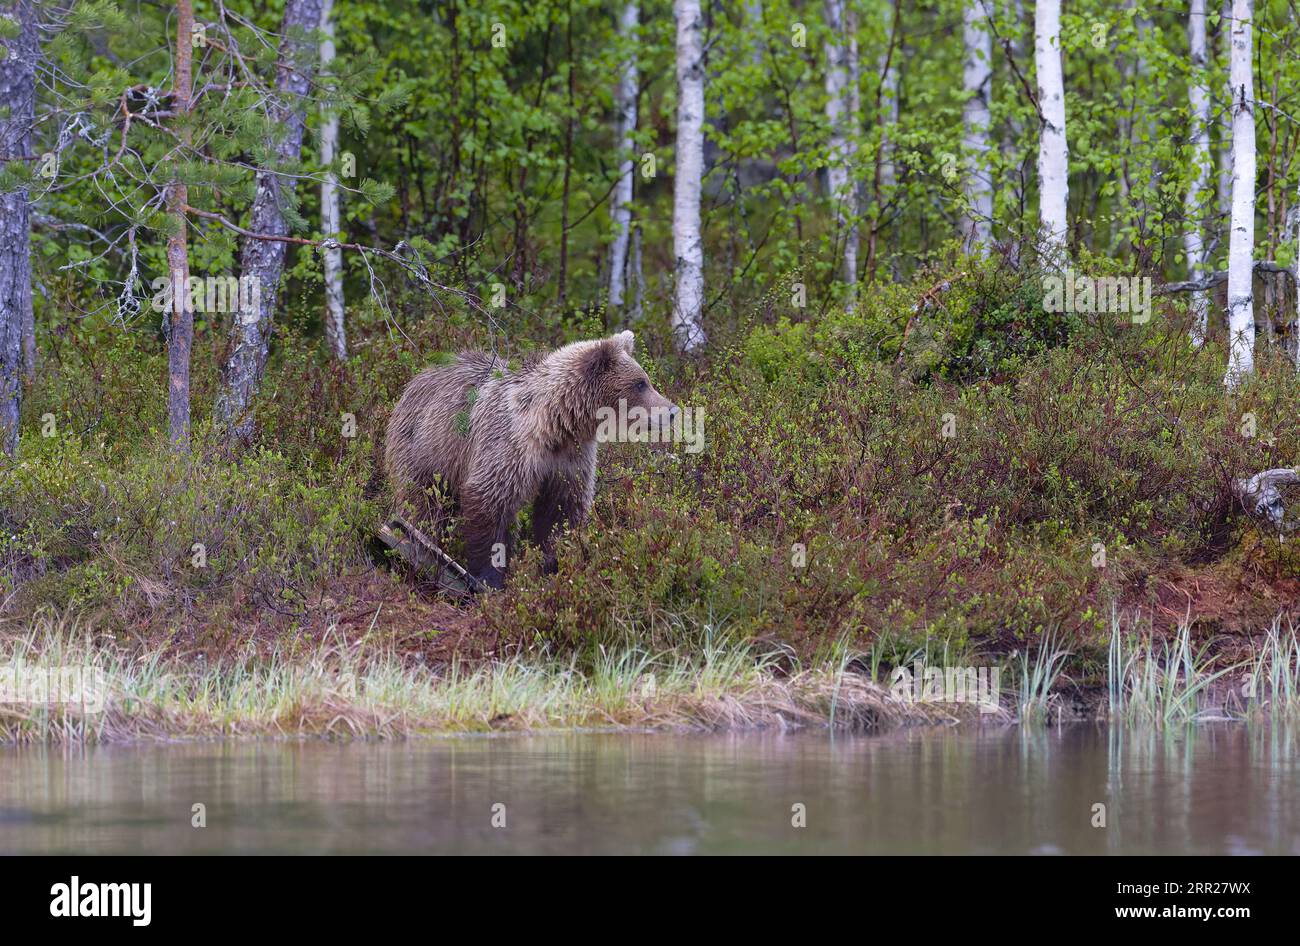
left=584, top=330, right=677, bottom=420
left=534, top=331, right=678, bottom=446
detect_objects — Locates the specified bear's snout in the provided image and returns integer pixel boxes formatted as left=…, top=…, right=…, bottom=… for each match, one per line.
left=642, top=392, right=679, bottom=428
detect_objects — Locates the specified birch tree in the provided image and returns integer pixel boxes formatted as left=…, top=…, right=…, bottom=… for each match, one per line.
left=165, top=0, right=195, bottom=449
left=1034, top=0, right=1068, bottom=253
left=672, top=0, right=706, bottom=352
left=1115, top=0, right=1151, bottom=211
left=215, top=0, right=325, bottom=437
left=1002, top=0, right=1028, bottom=265
left=961, top=0, right=992, bottom=250
left=847, top=10, right=861, bottom=266
left=0, top=0, right=35, bottom=455
left=745, top=0, right=764, bottom=67
left=1217, top=0, right=1233, bottom=227
left=1185, top=0, right=1212, bottom=345
left=878, top=0, right=898, bottom=193
left=1290, top=198, right=1299, bottom=369
left=607, top=1, right=638, bottom=316
left=824, top=0, right=859, bottom=288
left=319, top=0, right=345, bottom=361
left=630, top=222, right=645, bottom=323
left=1224, top=0, right=1255, bottom=387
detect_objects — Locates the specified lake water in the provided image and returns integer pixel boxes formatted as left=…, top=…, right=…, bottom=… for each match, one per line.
left=2, top=724, right=1297, bottom=854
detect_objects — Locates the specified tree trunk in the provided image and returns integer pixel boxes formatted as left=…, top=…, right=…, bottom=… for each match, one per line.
left=166, top=0, right=195, bottom=450
left=745, top=0, right=765, bottom=66
left=557, top=1, right=576, bottom=308
left=962, top=0, right=993, bottom=250
left=1217, top=0, right=1233, bottom=232
left=607, top=2, right=638, bottom=314
left=878, top=1, right=898, bottom=193
left=672, top=0, right=706, bottom=352
left=1224, top=0, right=1255, bottom=388
left=215, top=0, right=325, bottom=438
left=1289, top=200, right=1299, bottom=368
left=630, top=222, right=645, bottom=324
left=1034, top=0, right=1069, bottom=253
left=847, top=11, right=861, bottom=203
left=1186, top=0, right=1212, bottom=346
left=1114, top=0, right=1149, bottom=215
left=0, top=0, right=36, bottom=455
left=824, top=0, right=859, bottom=290
left=1002, top=0, right=1027, bottom=266
left=319, top=0, right=346, bottom=361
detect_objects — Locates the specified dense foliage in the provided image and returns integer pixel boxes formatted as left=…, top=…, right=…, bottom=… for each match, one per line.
left=3, top=1, right=1300, bottom=673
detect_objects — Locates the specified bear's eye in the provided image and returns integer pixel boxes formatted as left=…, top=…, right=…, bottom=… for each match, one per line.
left=635, top=379, right=649, bottom=392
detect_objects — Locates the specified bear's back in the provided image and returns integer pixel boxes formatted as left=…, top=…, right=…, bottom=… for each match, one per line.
left=385, top=351, right=513, bottom=494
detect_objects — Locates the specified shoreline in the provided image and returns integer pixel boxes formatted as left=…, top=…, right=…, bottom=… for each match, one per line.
left=0, top=650, right=1280, bottom=747
left=0, top=659, right=1003, bottom=746
left=2, top=612, right=1296, bottom=746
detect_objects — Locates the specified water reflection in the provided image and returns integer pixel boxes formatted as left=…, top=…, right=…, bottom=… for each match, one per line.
left=1, top=725, right=1297, bottom=854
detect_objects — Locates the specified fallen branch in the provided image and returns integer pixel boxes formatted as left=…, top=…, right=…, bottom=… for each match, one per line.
left=1233, top=468, right=1299, bottom=530
left=894, top=271, right=965, bottom=367
left=1157, top=260, right=1295, bottom=294
left=377, top=516, right=481, bottom=599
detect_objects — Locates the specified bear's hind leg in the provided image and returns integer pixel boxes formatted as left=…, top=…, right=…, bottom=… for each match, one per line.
left=462, top=487, right=517, bottom=590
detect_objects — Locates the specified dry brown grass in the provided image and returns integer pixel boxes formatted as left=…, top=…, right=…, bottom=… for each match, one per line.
left=0, top=612, right=1006, bottom=745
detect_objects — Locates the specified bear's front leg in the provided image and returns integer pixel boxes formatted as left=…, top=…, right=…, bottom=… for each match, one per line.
left=462, top=487, right=515, bottom=590
left=533, top=470, right=592, bottom=575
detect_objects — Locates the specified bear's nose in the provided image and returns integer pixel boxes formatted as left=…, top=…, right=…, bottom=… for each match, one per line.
left=669, top=404, right=680, bottom=421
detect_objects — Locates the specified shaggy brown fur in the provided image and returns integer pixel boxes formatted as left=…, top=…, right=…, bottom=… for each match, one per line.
left=383, top=332, right=677, bottom=588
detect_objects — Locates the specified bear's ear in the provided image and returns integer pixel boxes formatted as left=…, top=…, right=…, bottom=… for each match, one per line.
left=613, top=330, right=635, bottom=354
left=583, top=338, right=618, bottom=380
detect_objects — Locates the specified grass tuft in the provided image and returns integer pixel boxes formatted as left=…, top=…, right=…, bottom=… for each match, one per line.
left=0, top=611, right=982, bottom=745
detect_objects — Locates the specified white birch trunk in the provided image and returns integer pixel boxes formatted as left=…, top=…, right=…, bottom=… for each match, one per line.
left=1224, top=0, right=1255, bottom=387
left=1186, top=0, right=1212, bottom=345
left=879, top=3, right=898, bottom=192
left=962, top=0, right=993, bottom=250
left=672, top=0, right=706, bottom=352
left=319, top=0, right=346, bottom=361
left=1034, top=0, right=1069, bottom=253
left=824, top=0, right=859, bottom=288
left=1218, top=0, right=1233, bottom=226
left=846, top=9, right=860, bottom=285
left=607, top=1, right=638, bottom=314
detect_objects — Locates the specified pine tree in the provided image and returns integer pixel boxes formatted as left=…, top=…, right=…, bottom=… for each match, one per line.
left=0, top=0, right=36, bottom=455
left=214, top=0, right=326, bottom=440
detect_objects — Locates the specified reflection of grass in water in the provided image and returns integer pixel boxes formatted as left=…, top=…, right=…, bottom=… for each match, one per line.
left=0, top=611, right=980, bottom=746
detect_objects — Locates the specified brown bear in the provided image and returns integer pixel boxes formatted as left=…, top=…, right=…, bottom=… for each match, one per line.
left=383, top=331, right=678, bottom=589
